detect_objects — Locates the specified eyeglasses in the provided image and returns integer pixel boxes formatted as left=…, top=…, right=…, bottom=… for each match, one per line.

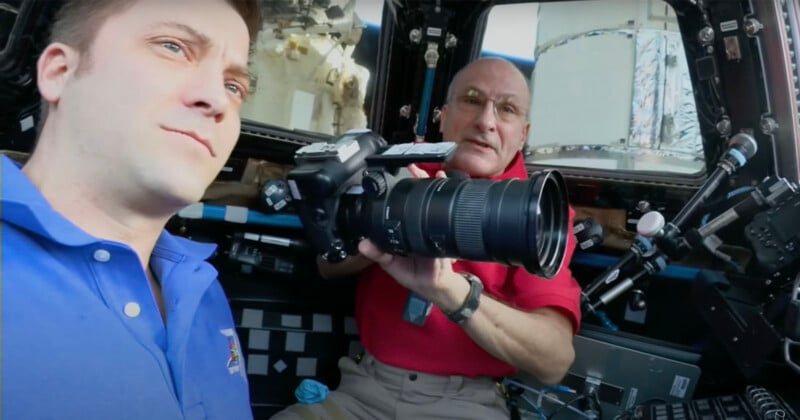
left=451, top=88, right=528, bottom=123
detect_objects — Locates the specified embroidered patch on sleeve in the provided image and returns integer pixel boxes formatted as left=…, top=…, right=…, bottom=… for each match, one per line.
left=220, top=328, right=246, bottom=379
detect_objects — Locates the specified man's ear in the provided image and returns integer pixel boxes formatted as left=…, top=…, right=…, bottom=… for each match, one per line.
left=37, top=43, right=80, bottom=106
left=519, top=120, right=530, bottom=151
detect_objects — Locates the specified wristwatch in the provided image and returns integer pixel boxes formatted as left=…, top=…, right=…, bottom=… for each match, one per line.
left=442, top=272, right=483, bottom=324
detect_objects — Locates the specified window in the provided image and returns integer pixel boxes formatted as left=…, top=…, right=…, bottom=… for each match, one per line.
left=239, top=1, right=381, bottom=136
left=481, top=0, right=705, bottom=176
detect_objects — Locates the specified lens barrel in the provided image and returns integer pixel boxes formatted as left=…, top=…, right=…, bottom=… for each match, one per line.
left=362, top=170, right=568, bottom=278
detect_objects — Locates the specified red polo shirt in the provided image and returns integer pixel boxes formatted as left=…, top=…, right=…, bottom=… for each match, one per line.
left=354, top=153, right=582, bottom=378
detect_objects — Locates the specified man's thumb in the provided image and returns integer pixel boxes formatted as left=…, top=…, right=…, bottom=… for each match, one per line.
left=358, top=239, right=393, bottom=265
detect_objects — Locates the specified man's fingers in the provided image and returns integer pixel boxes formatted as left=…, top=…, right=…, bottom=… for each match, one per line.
left=358, top=239, right=393, bottom=265
left=407, top=164, right=430, bottom=179
left=435, top=170, right=447, bottom=179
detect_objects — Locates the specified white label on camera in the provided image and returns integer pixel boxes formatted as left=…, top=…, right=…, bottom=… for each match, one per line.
left=720, top=20, right=738, bottom=33
left=427, top=27, right=442, bottom=37
left=337, top=139, right=360, bottom=162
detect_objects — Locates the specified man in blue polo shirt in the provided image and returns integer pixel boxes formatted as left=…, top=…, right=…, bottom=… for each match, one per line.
left=2, top=0, right=260, bottom=418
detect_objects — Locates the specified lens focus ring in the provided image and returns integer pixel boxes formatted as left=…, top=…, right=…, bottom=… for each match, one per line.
left=453, top=182, right=488, bottom=259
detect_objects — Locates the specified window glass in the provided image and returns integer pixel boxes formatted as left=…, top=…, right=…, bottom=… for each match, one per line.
left=240, top=1, right=380, bottom=136
left=481, top=0, right=705, bottom=175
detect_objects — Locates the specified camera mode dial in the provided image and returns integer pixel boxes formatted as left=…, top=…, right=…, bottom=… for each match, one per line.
left=363, top=171, right=388, bottom=197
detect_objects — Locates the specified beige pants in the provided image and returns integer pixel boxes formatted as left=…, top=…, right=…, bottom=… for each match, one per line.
left=270, top=354, right=511, bottom=420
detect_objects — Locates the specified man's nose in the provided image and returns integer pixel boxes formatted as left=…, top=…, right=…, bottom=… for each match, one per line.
left=474, top=100, right=498, bottom=132
left=182, top=65, right=229, bottom=122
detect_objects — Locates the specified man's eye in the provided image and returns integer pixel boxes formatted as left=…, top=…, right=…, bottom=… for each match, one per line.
left=499, top=104, right=517, bottom=114
left=462, top=96, right=483, bottom=105
left=161, top=41, right=186, bottom=56
left=226, top=83, right=246, bottom=99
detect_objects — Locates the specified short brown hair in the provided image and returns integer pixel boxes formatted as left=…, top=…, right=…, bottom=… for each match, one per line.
left=48, top=0, right=261, bottom=53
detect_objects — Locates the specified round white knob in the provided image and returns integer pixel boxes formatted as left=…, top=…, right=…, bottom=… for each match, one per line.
left=637, top=211, right=665, bottom=237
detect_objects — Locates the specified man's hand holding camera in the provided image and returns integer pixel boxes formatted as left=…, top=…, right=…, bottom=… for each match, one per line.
left=356, top=164, right=471, bottom=314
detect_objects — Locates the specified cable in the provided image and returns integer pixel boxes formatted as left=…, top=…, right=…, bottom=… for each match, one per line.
left=592, top=310, right=620, bottom=331
left=503, top=379, right=593, bottom=419
left=545, top=384, right=578, bottom=394
left=519, top=394, right=548, bottom=420
left=548, top=394, right=587, bottom=419
left=583, top=392, right=603, bottom=420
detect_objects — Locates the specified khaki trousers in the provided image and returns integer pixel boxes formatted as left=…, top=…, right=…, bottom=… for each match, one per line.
left=270, top=354, right=510, bottom=420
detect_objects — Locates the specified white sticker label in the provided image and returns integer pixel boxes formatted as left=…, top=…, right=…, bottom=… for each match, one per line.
left=426, top=27, right=442, bottom=37
left=720, top=20, right=738, bottom=33
left=670, top=375, right=691, bottom=398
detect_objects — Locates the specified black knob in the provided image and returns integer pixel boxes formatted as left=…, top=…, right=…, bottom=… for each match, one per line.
left=574, top=217, right=604, bottom=250
left=363, top=171, right=388, bottom=196
left=628, top=289, right=647, bottom=311
left=260, top=179, right=292, bottom=213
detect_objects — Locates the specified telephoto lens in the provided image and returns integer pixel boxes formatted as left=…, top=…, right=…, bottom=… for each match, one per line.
left=359, top=169, right=569, bottom=279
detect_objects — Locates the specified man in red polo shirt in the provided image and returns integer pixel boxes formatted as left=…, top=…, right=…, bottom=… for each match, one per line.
left=272, top=57, right=581, bottom=419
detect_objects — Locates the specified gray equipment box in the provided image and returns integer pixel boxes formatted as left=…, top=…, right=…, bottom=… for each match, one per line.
left=512, top=327, right=702, bottom=419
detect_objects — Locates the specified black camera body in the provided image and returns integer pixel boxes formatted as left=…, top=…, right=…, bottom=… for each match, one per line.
left=286, top=130, right=570, bottom=279
left=745, top=192, right=800, bottom=283
left=285, top=129, right=453, bottom=261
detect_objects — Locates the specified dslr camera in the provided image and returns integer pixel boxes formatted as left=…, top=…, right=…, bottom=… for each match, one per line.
left=284, top=129, right=570, bottom=278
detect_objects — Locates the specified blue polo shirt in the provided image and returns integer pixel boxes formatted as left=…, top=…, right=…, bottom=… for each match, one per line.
left=1, top=156, right=253, bottom=420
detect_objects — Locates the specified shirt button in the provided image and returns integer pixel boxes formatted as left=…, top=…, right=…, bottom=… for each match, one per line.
left=93, top=249, right=111, bottom=262
left=124, top=302, right=141, bottom=318
left=409, top=373, right=418, bottom=381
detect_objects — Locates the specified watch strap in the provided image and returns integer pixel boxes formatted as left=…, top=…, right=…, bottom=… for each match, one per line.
left=443, top=272, right=483, bottom=324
